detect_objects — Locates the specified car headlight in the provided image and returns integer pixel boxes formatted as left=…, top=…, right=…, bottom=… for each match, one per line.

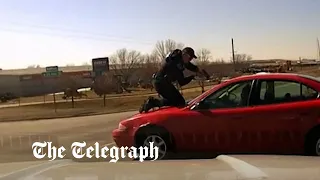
left=118, top=123, right=127, bottom=131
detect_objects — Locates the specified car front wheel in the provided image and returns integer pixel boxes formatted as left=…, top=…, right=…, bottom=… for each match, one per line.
left=134, top=129, right=172, bottom=161
left=142, top=134, right=167, bottom=160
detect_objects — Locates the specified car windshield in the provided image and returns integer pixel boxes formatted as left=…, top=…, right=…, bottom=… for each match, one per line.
left=187, top=88, right=213, bottom=105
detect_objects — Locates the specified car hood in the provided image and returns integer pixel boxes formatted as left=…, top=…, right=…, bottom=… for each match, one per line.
left=123, top=106, right=187, bottom=122
left=1, top=155, right=319, bottom=180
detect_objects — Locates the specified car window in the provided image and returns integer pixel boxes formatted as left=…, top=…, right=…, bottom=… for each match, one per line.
left=200, top=81, right=253, bottom=109
left=255, top=80, right=319, bottom=105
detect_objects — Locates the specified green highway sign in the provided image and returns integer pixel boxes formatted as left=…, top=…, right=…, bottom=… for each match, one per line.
left=46, top=66, right=59, bottom=72
left=42, top=71, right=62, bottom=77
left=43, top=66, right=61, bottom=77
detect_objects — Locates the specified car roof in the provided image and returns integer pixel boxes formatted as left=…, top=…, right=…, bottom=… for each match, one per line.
left=231, top=73, right=320, bottom=81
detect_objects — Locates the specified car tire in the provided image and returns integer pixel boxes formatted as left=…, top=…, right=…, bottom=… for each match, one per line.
left=305, top=130, right=320, bottom=156
left=134, top=128, right=173, bottom=161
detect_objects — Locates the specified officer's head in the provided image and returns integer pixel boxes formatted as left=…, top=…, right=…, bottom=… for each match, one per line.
left=182, top=47, right=197, bottom=63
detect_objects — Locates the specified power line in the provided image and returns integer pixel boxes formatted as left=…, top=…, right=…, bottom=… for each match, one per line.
left=0, top=24, right=155, bottom=45
left=3, top=21, right=151, bottom=42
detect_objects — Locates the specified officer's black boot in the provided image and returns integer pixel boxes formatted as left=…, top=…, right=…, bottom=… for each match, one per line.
left=139, top=100, right=146, bottom=113
left=139, top=97, right=154, bottom=113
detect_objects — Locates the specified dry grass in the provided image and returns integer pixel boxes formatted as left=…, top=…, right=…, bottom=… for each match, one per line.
left=0, top=86, right=211, bottom=122
left=3, top=80, right=215, bottom=105
left=294, top=66, right=320, bottom=77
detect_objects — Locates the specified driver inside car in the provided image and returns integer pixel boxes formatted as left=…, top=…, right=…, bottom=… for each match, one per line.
left=239, top=84, right=251, bottom=106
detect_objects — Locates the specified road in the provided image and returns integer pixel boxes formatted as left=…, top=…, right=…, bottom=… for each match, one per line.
left=0, top=111, right=137, bottom=163
left=0, top=156, right=319, bottom=180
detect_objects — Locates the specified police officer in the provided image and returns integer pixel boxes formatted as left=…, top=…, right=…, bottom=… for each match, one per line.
left=139, top=47, right=208, bottom=113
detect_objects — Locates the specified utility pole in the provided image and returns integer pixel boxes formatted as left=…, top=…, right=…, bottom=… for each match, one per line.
left=317, top=38, right=320, bottom=61
left=231, top=38, right=236, bottom=72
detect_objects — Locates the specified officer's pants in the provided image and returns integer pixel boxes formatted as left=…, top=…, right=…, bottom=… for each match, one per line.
left=154, top=81, right=186, bottom=107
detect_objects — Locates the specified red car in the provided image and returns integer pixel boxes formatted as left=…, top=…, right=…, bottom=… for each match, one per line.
left=112, top=73, right=320, bottom=159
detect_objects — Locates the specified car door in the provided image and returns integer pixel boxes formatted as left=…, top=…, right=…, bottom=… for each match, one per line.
left=186, top=79, right=260, bottom=154
left=249, top=79, right=314, bottom=154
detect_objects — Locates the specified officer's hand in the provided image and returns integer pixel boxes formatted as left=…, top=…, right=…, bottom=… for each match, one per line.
left=200, top=69, right=210, bottom=80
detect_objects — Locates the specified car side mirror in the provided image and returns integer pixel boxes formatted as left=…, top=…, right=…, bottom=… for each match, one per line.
left=191, top=101, right=209, bottom=110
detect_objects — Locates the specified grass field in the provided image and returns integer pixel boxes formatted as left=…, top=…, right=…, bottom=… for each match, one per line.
left=0, top=85, right=212, bottom=122
left=2, top=80, right=215, bottom=104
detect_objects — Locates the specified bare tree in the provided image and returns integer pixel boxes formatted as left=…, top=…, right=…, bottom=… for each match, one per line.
left=231, top=53, right=252, bottom=72
left=82, top=62, right=90, bottom=66
left=60, top=75, right=79, bottom=108
left=66, top=63, right=75, bottom=67
left=140, top=53, right=160, bottom=85
left=195, top=48, right=212, bottom=93
left=92, top=73, right=119, bottom=106
left=27, top=64, right=41, bottom=68
left=154, top=39, right=184, bottom=60
left=233, top=53, right=252, bottom=63
left=110, top=48, right=143, bottom=84
left=214, top=58, right=226, bottom=64
left=196, top=48, right=212, bottom=68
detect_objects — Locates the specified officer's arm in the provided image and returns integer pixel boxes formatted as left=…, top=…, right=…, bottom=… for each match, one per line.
left=184, top=62, right=199, bottom=73
left=176, top=71, right=194, bottom=86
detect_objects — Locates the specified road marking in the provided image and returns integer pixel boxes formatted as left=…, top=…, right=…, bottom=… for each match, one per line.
left=216, top=155, right=268, bottom=179
left=22, top=161, right=71, bottom=179
left=0, top=159, right=72, bottom=180
left=104, top=142, right=115, bottom=146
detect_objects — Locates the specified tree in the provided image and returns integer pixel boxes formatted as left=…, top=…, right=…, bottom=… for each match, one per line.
left=214, top=58, right=226, bottom=64
left=91, top=73, right=121, bottom=106
left=61, top=75, right=79, bottom=108
left=154, top=39, right=184, bottom=60
left=66, top=63, right=75, bottom=67
left=195, top=48, right=212, bottom=93
left=196, top=48, right=212, bottom=68
left=110, top=48, right=143, bottom=84
left=231, top=53, right=252, bottom=72
left=139, top=53, right=160, bottom=90
left=233, top=53, right=252, bottom=63
left=27, top=65, right=41, bottom=68
left=82, top=62, right=90, bottom=66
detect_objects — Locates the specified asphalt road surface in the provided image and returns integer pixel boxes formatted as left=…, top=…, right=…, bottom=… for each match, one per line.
left=0, top=154, right=319, bottom=179
left=0, top=111, right=137, bottom=163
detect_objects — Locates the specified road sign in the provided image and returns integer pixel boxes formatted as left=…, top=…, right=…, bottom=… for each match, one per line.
left=92, top=57, right=109, bottom=77
left=46, top=66, right=59, bottom=72
left=43, top=66, right=61, bottom=77
left=42, top=71, right=62, bottom=77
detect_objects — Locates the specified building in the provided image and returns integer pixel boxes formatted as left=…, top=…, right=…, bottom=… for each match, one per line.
left=0, top=66, right=93, bottom=98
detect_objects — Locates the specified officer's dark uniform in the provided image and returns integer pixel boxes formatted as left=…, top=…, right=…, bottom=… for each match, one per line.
left=140, top=47, right=199, bottom=113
